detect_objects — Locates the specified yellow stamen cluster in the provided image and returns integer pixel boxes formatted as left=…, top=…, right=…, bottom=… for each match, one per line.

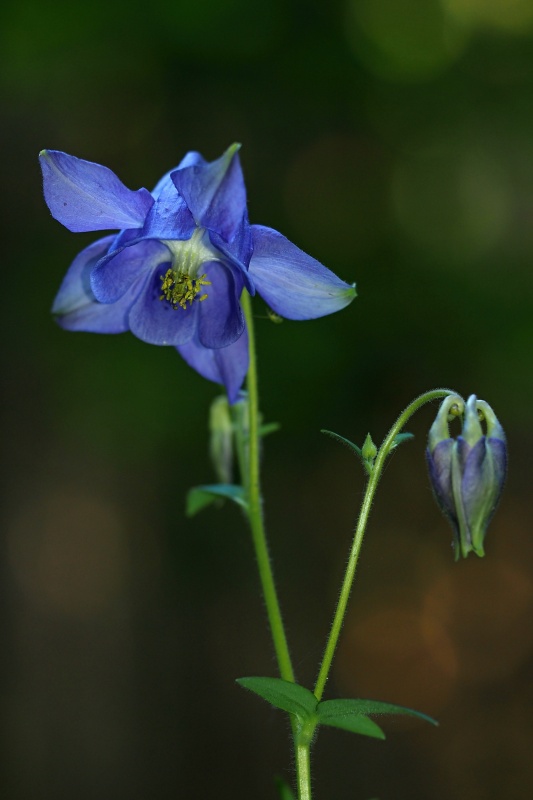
left=159, top=269, right=211, bottom=310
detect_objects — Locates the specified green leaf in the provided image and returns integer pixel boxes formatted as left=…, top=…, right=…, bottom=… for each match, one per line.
left=321, top=429, right=362, bottom=457
left=391, top=432, right=414, bottom=449
left=186, top=489, right=217, bottom=516
left=259, top=422, right=281, bottom=438
left=237, top=677, right=318, bottom=721
left=319, top=712, right=385, bottom=740
left=317, top=698, right=438, bottom=727
left=186, top=484, right=247, bottom=517
left=274, top=776, right=296, bottom=800
left=321, top=429, right=377, bottom=475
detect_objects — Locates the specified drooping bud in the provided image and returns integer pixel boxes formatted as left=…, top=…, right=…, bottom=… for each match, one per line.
left=209, top=395, right=234, bottom=484
left=426, top=394, right=507, bottom=560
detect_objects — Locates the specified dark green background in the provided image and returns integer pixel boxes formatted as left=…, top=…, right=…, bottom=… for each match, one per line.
left=2, top=0, right=533, bottom=798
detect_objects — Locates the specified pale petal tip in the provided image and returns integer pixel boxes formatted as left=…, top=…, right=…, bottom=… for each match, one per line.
left=341, top=283, right=357, bottom=304
left=226, top=142, right=242, bottom=157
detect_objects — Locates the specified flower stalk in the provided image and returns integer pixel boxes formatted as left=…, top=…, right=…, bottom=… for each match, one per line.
left=240, top=291, right=317, bottom=800
left=314, top=389, right=460, bottom=701
left=239, top=290, right=295, bottom=685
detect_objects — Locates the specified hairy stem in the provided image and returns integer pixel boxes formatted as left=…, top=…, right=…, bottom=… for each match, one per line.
left=241, top=290, right=295, bottom=684
left=314, top=388, right=461, bottom=701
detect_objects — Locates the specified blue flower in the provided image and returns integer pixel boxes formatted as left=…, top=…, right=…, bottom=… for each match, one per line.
left=426, top=394, right=507, bottom=559
left=40, top=145, right=356, bottom=402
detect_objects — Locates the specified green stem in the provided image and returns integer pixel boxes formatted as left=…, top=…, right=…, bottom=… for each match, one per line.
left=313, top=388, right=460, bottom=701
left=295, top=736, right=313, bottom=800
left=240, top=292, right=309, bottom=799
left=241, top=290, right=295, bottom=684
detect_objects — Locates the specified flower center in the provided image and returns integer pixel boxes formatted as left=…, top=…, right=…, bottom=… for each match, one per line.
left=159, top=269, right=211, bottom=309
left=159, top=228, right=218, bottom=311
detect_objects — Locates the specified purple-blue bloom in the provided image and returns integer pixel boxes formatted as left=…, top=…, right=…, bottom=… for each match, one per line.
left=426, top=394, right=507, bottom=560
left=40, top=145, right=356, bottom=402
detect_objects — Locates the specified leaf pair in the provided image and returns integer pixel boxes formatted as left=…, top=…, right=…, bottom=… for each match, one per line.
left=237, top=676, right=437, bottom=742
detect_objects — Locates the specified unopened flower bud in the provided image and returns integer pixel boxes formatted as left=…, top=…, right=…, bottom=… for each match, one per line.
left=209, top=395, right=234, bottom=484
left=361, top=433, right=377, bottom=462
left=426, top=394, right=507, bottom=560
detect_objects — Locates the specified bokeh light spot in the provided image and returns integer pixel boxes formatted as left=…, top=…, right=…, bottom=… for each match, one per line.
left=422, top=559, right=533, bottom=684
left=442, top=0, right=533, bottom=35
left=7, top=487, right=128, bottom=619
left=391, top=141, right=512, bottom=264
left=284, top=134, right=388, bottom=265
left=337, top=602, right=458, bottom=719
left=345, top=0, right=467, bottom=82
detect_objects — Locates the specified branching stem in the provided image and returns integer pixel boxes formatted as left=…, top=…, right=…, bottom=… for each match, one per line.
left=313, top=389, right=461, bottom=701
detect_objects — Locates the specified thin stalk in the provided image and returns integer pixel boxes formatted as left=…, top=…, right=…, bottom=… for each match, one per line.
left=295, top=739, right=312, bottom=800
left=241, top=290, right=295, bottom=684
left=313, top=389, right=460, bottom=701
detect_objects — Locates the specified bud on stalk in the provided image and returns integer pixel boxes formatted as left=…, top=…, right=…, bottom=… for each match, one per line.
left=426, top=395, right=507, bottom=560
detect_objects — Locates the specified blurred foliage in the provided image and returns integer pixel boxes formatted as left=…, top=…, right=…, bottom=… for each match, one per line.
left=2, top=0, right=533, bottom=798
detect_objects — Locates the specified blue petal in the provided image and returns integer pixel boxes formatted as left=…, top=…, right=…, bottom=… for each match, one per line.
left=141, top=172, right=196, bottom=240
left=198, top=261, right=245, bottom=349
left=39, top=150, right=153, bottom=232
left=109, top=227, right=143, bottom=251
left=171, top=144, right=246, bottom=242
left=426, top=440, right=457, bottom=526
left=248, top=226, right=356, bottom=320
left=177, top=326, right=249, bottom=404
left=128, top=266, right=199, bottom=346
left=150, top=154, right=206, bottom=201
left=461, top=438, right=498, bottom=528
left=176, top=151, right=207, bottom=170
left=91, top=239, right=172, bottom=303
left=460, top=436, right=507, bottom=557
left=52, top=236, right=112, bottom=315
left=488, top=437, right=507, bottom=496
left=208, top=213, right=255, bottom=295
left=52, top=236, right=142, bottom=333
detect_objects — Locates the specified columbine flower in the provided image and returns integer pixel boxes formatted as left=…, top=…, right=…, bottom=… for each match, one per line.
left=426, top=394, right=507, bottom=560
left=40, top=144, right=356, bottom=402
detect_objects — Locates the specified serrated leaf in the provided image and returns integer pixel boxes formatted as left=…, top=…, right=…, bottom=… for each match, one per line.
left=274, top=776, right=296, bottom=800
left=319, top=712, right=385, bottom=740
left=237, top=677, right=318, bottom=721
left=391, top=432, right=414, bottom=449
left=186, top=484, right=247, bottom=517
left=317, top=698, right=437, bottom=727
left=321, top=429, right=362, bottom=457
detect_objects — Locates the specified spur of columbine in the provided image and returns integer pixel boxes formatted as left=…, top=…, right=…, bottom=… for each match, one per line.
left=40, top=144, right=356, bottom=401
